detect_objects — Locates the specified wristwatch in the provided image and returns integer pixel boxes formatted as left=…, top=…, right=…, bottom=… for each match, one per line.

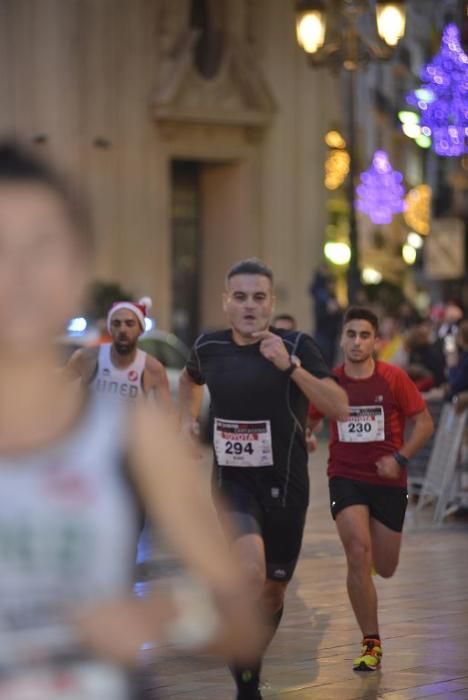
left=393, top=451, right=409, bottom=468
left=284, top=355, right=301, bottom=377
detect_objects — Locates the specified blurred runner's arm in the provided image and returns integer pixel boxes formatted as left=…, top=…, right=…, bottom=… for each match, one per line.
left=77, top=402, right=261, bottom=665
left=179, top=367, right=205, bottom=435
left=63, top=347, right=97, bottom=383
left=131, top=403, right=237, bottom=590
left=130, top=402, right=261, bottom=657
left=144, top=356, right=174, bottom=413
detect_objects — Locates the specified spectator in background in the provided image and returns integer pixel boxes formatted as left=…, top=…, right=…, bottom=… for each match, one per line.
left=397, top=300, right=420, bottom=330
left=272, top=313, right=297, bottom=331
left=404, top=321, right=446, bottom=391
left=378, top=316, right=406, bottom=366
left=446, top=319, right=468, bottom=400
left=438, top=301, right=464, bottom=347
left=309, top=266, right=343, bottom=368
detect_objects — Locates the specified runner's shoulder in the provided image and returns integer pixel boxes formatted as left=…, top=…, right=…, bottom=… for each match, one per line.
left=376, top=360, right=423, bottom=398
left=143, top=351, right=167, bottom=377
left=66, top=344, right=99, bottom=381
left=70, top=344, right=99, bottom=366
left=192, top=329, right=232, bottom=351
left=272, top=328, right=320, bottom=354
left=332, top=363, right=346, bottom=379
left=375, top=360, right=410, bottom=382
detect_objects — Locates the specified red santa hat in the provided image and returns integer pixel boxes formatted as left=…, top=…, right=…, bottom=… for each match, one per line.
left=107, top=296, right=152, bottom=334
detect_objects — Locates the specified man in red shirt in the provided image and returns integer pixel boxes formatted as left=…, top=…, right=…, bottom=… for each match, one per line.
left=310, top=307, right=433, bottom=672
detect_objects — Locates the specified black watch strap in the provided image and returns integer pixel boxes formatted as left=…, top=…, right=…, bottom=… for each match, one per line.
left=283, top=361, right=296, bottom=377
left=393, top=451, right=409, bottom=468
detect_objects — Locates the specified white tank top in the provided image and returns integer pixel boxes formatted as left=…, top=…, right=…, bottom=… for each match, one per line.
left=0, top=396, right=140, bottom=699
left=89, top=344, right=147, bottom=400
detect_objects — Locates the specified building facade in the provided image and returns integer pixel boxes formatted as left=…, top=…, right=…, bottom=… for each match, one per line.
left=0, top=0, right=340, bottom=341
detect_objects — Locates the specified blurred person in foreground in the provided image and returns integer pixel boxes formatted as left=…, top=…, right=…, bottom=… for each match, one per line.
left=0, top=142, right=261, bottom=699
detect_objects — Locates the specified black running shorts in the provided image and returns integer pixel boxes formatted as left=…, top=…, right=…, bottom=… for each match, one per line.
left=329, top=477, right=408, bottom=532
left=215, top=479, right=308, bottom=582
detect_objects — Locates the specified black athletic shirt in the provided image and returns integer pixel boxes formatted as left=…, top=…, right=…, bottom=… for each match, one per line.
left=186, top=328, right=332, bottom=508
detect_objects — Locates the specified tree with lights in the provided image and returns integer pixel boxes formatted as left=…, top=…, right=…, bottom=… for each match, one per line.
left=356, top=151, right=406, bottom=225
left=407, top=23, right=468, bottom=157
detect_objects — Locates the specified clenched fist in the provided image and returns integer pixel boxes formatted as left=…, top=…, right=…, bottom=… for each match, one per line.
left=252, top=330, right=291, bottom=371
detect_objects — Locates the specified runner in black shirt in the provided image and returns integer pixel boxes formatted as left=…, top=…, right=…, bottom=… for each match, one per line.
left=179, top=259, right=348, bottom=700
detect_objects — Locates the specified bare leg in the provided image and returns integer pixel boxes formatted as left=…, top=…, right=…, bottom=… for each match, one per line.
left=261, top=579, right=288, bottom=649
left=229, top=530, right=266, bottom=698
left=370, top=518, right=402, bottom=579
left=335, top=505, right=378, bottom=636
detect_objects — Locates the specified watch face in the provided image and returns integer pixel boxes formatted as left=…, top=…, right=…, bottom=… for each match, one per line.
left=291, top=354, right=301, bottom=368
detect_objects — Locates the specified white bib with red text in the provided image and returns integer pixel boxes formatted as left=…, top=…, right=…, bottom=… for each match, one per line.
left=214, top=419, right=274, bottom=467
left=337, top=406, right=385, bottom=442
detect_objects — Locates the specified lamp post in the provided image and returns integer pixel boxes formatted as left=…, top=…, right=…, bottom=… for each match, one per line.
left=296, top=0, right=406, bottom=302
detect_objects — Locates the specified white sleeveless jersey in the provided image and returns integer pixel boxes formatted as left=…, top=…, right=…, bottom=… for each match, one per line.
left=89, top=343, right=147, bottom=400
left=0, top=396, right=141, bottom=699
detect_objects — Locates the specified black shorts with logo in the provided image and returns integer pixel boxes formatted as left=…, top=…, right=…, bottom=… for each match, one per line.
left=214, top=477, right=308, bottom=582
left=329, top=476, right=408, bottom=532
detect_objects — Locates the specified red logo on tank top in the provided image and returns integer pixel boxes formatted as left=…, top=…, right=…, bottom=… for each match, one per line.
left=44, top=463, right=96, bottom=504
left=128, top=370, right=139, bottom=382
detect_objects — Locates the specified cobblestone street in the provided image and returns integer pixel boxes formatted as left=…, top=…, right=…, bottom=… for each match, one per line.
left=138, top=443, right=468, bottom=699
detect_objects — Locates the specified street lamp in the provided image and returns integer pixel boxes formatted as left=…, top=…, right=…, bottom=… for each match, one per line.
left=375, top=1, right=406, bottom=47
left=295, top=0, right=407, bottom=302
left=296, top=1, right=327, bottom=53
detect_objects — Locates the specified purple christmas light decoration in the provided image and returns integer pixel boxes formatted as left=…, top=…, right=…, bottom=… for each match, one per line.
left=356, top=151, right=406, bottom=225
left=407, top=23, right=468, bottom=157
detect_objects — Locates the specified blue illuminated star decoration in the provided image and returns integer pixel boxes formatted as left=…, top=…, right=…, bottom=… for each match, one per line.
left=407, top=23, right=468, bottom=157
left=355, top=151, right=406, bottom=225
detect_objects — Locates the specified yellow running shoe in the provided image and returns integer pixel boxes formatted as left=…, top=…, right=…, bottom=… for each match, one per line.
left=353, top=637, right=382, bottom=672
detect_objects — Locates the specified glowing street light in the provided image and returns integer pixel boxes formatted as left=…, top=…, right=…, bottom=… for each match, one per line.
left=296, top=1, right=326, bottom=54
left=362, top=268, right=383, bottom=285
left=324, top=241, right=351, bottom=265
left=407, top=232, right=424, bottom=249
left=402, top=243, right=417, bottom=265
left=398, top=110, right=420, bottom=125
left=376, top=1, right=406, bottom=47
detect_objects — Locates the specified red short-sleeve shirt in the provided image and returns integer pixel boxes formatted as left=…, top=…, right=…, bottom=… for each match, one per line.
left=310, top=361, right=426, bottom=487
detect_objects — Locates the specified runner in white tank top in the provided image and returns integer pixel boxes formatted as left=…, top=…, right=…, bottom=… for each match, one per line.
left=0, top=396, right=140, bottom=699
left=0, top=141, right=261, bottom=699
left=66, top=297, right=172, bottom=410
left=89, top=343, right=147, bottom=399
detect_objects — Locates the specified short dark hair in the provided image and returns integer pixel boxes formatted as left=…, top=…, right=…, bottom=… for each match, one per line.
left=226, top=258, right=273, bottom=285
left=0, top=140, right=93, bottom=254
left=273, top=313, right=297, bottom=326
left=343, top=306, right=379, bottom=333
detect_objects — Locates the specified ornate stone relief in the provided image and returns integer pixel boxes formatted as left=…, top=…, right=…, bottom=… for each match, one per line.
left=152, top=0, right=275, bottom=138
